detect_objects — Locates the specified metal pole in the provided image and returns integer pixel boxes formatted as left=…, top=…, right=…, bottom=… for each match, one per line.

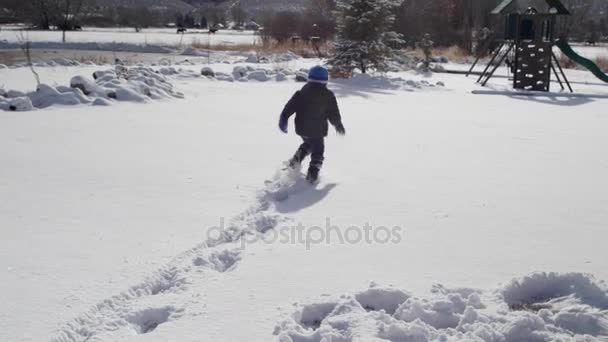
left=482, top=43, right=514, bottom=86
left=476, top=42, right=505, bottom=83
left=552, top=51, right=573, bottom=92
left=550, top=61, right=565, bottom=91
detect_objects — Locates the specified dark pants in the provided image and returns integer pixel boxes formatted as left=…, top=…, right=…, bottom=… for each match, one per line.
left=292, top=136, right=325, bottom=171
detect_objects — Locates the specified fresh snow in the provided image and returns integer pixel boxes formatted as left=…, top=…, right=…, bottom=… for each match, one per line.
left=1, top=54, right=608, bottom=342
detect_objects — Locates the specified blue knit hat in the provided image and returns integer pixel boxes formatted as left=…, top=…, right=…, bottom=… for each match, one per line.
left=308, top=66, right=329, bottom=84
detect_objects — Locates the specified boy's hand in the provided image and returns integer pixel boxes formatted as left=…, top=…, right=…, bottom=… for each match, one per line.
left=335, top=123, right=346, bottom=136
left=278, top=118, right=288, bottom=133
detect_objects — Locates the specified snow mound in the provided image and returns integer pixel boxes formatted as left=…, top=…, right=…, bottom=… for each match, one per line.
left=275, top=273, right=608, bottom=341
left=502, top=272, right=608, bottom=310
left=1, top=66, right=184, bottom=111
left=333, top=73, right=445, bottom=91
left=248, top=70, right=271, bottom=82
left=0, top=96, right=34, bottom=111
left=355, top=282, right=411, bottom=314
left=201, top=67, right=215, bottom=77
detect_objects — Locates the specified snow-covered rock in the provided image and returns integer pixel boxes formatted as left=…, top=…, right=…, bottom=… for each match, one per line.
left=28, top=84, right=91, bottom=108
left=247, top=70, right=270, bottom=82
left=0, top=96, right=34, bottom=111
left=158, top=67, right=179, bottom=75
left=276, top=73, right=287, bottom=82
left=232, top=66, right=248, bottom=79
left=295, top=72, right=308, bottom=82
left=7, top=89, right=26, bottom=98
left=1, top=66, right=183, bottom=112
left=201, top=67, right=215, bottom=77
left=92, top=98, right=112, bottom=106
left=215, top=73, right=234, bottom=82
left=430, top=63, right=446, bottom=72
left=70, top=75, right=102, bottom=96
left=275, top=51, right=301, bottom=62
left=245, top=54, right=258, bottom=63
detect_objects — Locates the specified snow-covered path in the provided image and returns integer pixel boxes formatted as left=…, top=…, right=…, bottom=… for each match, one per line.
left=1, top=66, right=608, bottom=341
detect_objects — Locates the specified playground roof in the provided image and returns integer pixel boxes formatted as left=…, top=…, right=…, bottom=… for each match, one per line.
left=491, top=0, right=570, bottom=15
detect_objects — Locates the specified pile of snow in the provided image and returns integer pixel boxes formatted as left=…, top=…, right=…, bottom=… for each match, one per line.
left=333, top=73, right=446, bottom=91
left=228, top=65, right=293, bottom=83
left=275, top=272, right=608, bottom=341
left=1, top=66, right=183, bottom=111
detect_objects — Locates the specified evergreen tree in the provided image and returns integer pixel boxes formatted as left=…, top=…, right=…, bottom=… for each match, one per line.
left=184, top=13, right=196, bottom=28
left=329, top=0, right=404, bottom=75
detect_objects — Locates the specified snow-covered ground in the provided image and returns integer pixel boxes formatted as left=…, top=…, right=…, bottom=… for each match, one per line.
left=1, top=57, right=608, bottom=342
left=0, top=26, right=259, bottom=48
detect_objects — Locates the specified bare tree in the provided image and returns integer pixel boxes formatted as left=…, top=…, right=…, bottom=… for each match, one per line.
left=231, top=2, right=247, bottom=28
left=26, top=0, right=54, bottom=29
left=557, top=0, right=594, bottom=38
left=16, top=32, right=41, bottom=86
left=54, top=0, right=87, bottom=43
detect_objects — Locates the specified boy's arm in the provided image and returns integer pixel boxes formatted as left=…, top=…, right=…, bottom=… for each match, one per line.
left=327, top=94, right=346, bottom=135
left=278, top=91, right=301, bottom=133
left=280, top=91, right=301, bottom=121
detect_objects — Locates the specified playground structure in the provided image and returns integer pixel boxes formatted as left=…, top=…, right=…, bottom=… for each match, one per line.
left=468, top=0, right=608, bottom=93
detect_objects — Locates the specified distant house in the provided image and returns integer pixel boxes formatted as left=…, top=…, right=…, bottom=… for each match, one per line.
left=245, top=21, right=260, bottom=31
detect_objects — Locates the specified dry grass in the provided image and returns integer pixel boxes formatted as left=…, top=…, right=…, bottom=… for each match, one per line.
left=556, top=54, right=608, bottom=72
left=595, top=57, right=608, bottom=71
left=72, top=55, right=112, bottom=65
left=404, top=45, right=472, bottom=63
left=190, top=38, right=334, bottom=59
left=557, top=53, right=577, bottom=70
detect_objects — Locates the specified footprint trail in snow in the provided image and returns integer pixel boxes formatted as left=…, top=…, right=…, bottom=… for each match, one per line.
left=51, top=166, right=301, bottom=341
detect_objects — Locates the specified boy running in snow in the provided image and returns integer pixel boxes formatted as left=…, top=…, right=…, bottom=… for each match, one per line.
left=278, top=66, right=346, bottom=183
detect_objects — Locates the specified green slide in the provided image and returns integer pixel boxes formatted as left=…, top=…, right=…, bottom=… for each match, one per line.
left=555, top=39, right=608, bottom=83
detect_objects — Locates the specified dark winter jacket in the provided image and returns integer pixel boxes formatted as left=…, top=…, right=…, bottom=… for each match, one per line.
left=280, top=82, right=342, bottom=138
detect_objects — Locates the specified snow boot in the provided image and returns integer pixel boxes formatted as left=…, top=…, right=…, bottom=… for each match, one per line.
left=288, top=157, right=301, bottom=170
left=306, top=167, right=319, bottom=183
